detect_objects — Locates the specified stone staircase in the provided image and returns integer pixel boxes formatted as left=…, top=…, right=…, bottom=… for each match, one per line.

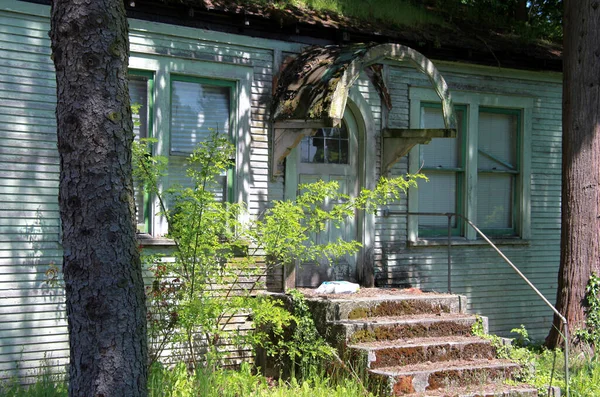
left=305, top=291, right=538, bottom=397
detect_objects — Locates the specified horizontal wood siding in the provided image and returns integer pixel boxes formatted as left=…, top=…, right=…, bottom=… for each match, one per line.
left=0, top=8, right=67, bottom=381
left=0, top=2, right=286, bottom=380
left=1, top=0, right=563, bottom=381
left=380, top=64, right=562, bottom=340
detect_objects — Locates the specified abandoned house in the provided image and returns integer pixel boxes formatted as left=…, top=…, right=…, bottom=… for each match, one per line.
left=0, top=0, right=563, bottom=380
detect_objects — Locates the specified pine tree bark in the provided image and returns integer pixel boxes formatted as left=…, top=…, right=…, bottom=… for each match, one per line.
left=546, top=0, right=600, bottom=348
left=50, top=1, right=148, bottom=395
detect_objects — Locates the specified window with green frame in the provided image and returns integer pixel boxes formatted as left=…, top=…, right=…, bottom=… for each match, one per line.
left=418, top=104, right=466, bottom=236
left=129, top=70, right=154, bottom=233
left=417, top=103, right=521, bottom=237
left=169, top=76, right=235, bottom=203
left=477, top=108, right=520, bottom=236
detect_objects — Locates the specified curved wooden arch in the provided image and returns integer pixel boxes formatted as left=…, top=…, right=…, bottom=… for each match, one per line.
left=329, top=43, right=456, bottom=129
left=271, top=43, right=458, bottom=178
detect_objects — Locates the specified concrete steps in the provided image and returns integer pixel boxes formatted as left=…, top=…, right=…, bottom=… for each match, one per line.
left=348, top=336, right=495, bottom=369
left=401, top=383, right=539, bottom=397
left=333, top=314, right=482, bottom=344
left=370, top=359, right=521, bottom=394
left=304, top=291, right=537, bottom=396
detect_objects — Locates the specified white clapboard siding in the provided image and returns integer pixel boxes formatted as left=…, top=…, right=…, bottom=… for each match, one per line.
left=0, top=1, right=284, bottom=381
left=379, top=64, right=562, bottom=340
left=1, top=0, right=564, bottom=382
left=0, top=7, right=69, bottom=382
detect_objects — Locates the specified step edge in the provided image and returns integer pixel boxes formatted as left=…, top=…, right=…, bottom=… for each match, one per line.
left=370, top=360, right=521, bottom=376
left=347, top=337, right=492, bottom=351
left=333, top=314, right=482, bottom=326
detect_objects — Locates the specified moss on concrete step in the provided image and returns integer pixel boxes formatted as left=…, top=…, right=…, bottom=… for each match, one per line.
left=349, top=336, right=495, bottom=368
left=338, top=315, right=482, bottom=344
left=370, top=359, right=521, bottom=395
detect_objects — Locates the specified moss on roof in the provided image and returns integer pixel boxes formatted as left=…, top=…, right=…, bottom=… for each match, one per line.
left=129, top=0, right=562, bottom=71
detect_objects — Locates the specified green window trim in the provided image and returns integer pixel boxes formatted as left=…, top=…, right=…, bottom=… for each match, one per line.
left=418, top=103, right=467, bottom=237
left=169, top=75, right=237, bottom=204
left=408, top=87, right=533, bottom=243
left=416, top=104, right=523, bottom=238
left=130, top=69, right=154, bottom=234
left=477, top=107, right=522, bottom=237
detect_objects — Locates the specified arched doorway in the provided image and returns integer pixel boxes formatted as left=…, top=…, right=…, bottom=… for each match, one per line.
left=285, top=107, right=361, bottom=287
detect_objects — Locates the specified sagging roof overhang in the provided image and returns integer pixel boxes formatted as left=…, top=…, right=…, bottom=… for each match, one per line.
left=271, top=43, right=457, bottom=178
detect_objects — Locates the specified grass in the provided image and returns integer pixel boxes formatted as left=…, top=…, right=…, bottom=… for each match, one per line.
left=147, top=362, right=374, bottom=397
left=1, top=362, right=374, bottom=397
left=3, top=349, right=600, bottom=397
left=0, top=368, right=67, bottom=397
left=253, top=0, right=444, bottom=29
left=527, top=347, right=600, bottom=397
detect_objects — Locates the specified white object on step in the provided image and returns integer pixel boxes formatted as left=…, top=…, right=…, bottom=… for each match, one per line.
left=314, top=281, right=360, bottom=294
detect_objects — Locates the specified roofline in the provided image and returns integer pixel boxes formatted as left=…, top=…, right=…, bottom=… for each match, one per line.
left=17, top=0, right=563, bottom=72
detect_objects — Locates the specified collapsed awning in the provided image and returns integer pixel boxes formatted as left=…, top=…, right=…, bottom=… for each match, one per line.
left=271, top=43, right=458, bottom=178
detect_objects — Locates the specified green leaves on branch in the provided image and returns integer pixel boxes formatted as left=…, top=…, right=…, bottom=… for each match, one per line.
left=251, top=174, right=425, bottom=266
left=132, top=137, right=167, bottom=196
left=132, top=131, right=418, bottom=368
left=575, top=272, right=600, bottom=349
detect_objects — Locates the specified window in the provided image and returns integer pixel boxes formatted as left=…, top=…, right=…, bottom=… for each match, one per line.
left=408, top=88, right=531, bottom=241
left=129, top=71, right=153, bottom=233
left=128, top=56, right=251, bottom=238
left=417, top=105, right=466, bottom=236
left=169, top=76, right=235, bottom=203
left=300, top=124, right=350, bottom=164
left=477, top=109, right=520, bottom=235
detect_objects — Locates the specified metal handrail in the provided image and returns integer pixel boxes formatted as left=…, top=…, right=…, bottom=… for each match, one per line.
left=382, top=210, right=570, bottom=397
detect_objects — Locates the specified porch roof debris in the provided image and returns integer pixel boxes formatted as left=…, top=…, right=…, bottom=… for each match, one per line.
left=270, top=43, right=457, bottom=178
left=120, top=0, right=562, bottom=72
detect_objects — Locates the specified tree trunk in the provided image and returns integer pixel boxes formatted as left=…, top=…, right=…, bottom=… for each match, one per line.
left=50, top=1, right=148, bottom=395
left=546, top=0, right=600, bottom=348
left=515, top=0, right=528, bottom=22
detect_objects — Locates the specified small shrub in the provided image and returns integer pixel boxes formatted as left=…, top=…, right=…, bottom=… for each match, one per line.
left=133, top=131, right=421, bottom=368
left=575, top=272, right=600, bottom=349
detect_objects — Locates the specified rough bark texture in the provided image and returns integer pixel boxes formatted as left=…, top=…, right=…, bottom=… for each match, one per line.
left=50, top=1, right=148, bottom=395
left=546, top=0, right=600, bottom=348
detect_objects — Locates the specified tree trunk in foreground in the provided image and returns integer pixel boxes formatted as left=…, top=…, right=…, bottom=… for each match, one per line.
left=546, top=0, right=600, bottom=348
left=50, top=1, right=148, bottom=395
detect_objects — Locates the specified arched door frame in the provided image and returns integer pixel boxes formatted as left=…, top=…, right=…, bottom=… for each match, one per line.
left=284, top=87, right=377, bottom=287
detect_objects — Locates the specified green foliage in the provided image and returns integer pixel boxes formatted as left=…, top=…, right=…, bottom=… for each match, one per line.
left=575, top=272, right=600, bottom=349
left=2, top=360, right=373, bottom=397
left=135, top=131, right=256, bottom=366
left=438, top=0, right=562, bottom=42
left=132, top=137, right=168, bottom=197
left=264, top=290, right=336, bottom=378
left=473, top=322, right=573, bottom=397
left=568, top=355, right=600, bottom=397
left=0, top=366, right=67, bottom=397
left=147, top=361, right=374, bottom=397
left=247, top=0, right=562, bottom=42
left=250, top=174, right=423, bottom=268
left=257, top=0, right=443, bottom=27
left=133, top=131, right=417, bottom=368
left=471, top=315, right=485, bottom=336
left=510, top=324, right=531, bottom=347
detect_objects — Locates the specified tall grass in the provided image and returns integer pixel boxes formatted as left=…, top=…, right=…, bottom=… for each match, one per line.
left=148, top=362, right=374, bottom=397
left=1, top=362, right=372, bottom=397
left=4, top=353, right=599, bottom=397
left=1, top=369, right=67, bottom=397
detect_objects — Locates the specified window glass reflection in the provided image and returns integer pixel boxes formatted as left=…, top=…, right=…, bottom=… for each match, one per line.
left=300, top=123, right=349, bottom=164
